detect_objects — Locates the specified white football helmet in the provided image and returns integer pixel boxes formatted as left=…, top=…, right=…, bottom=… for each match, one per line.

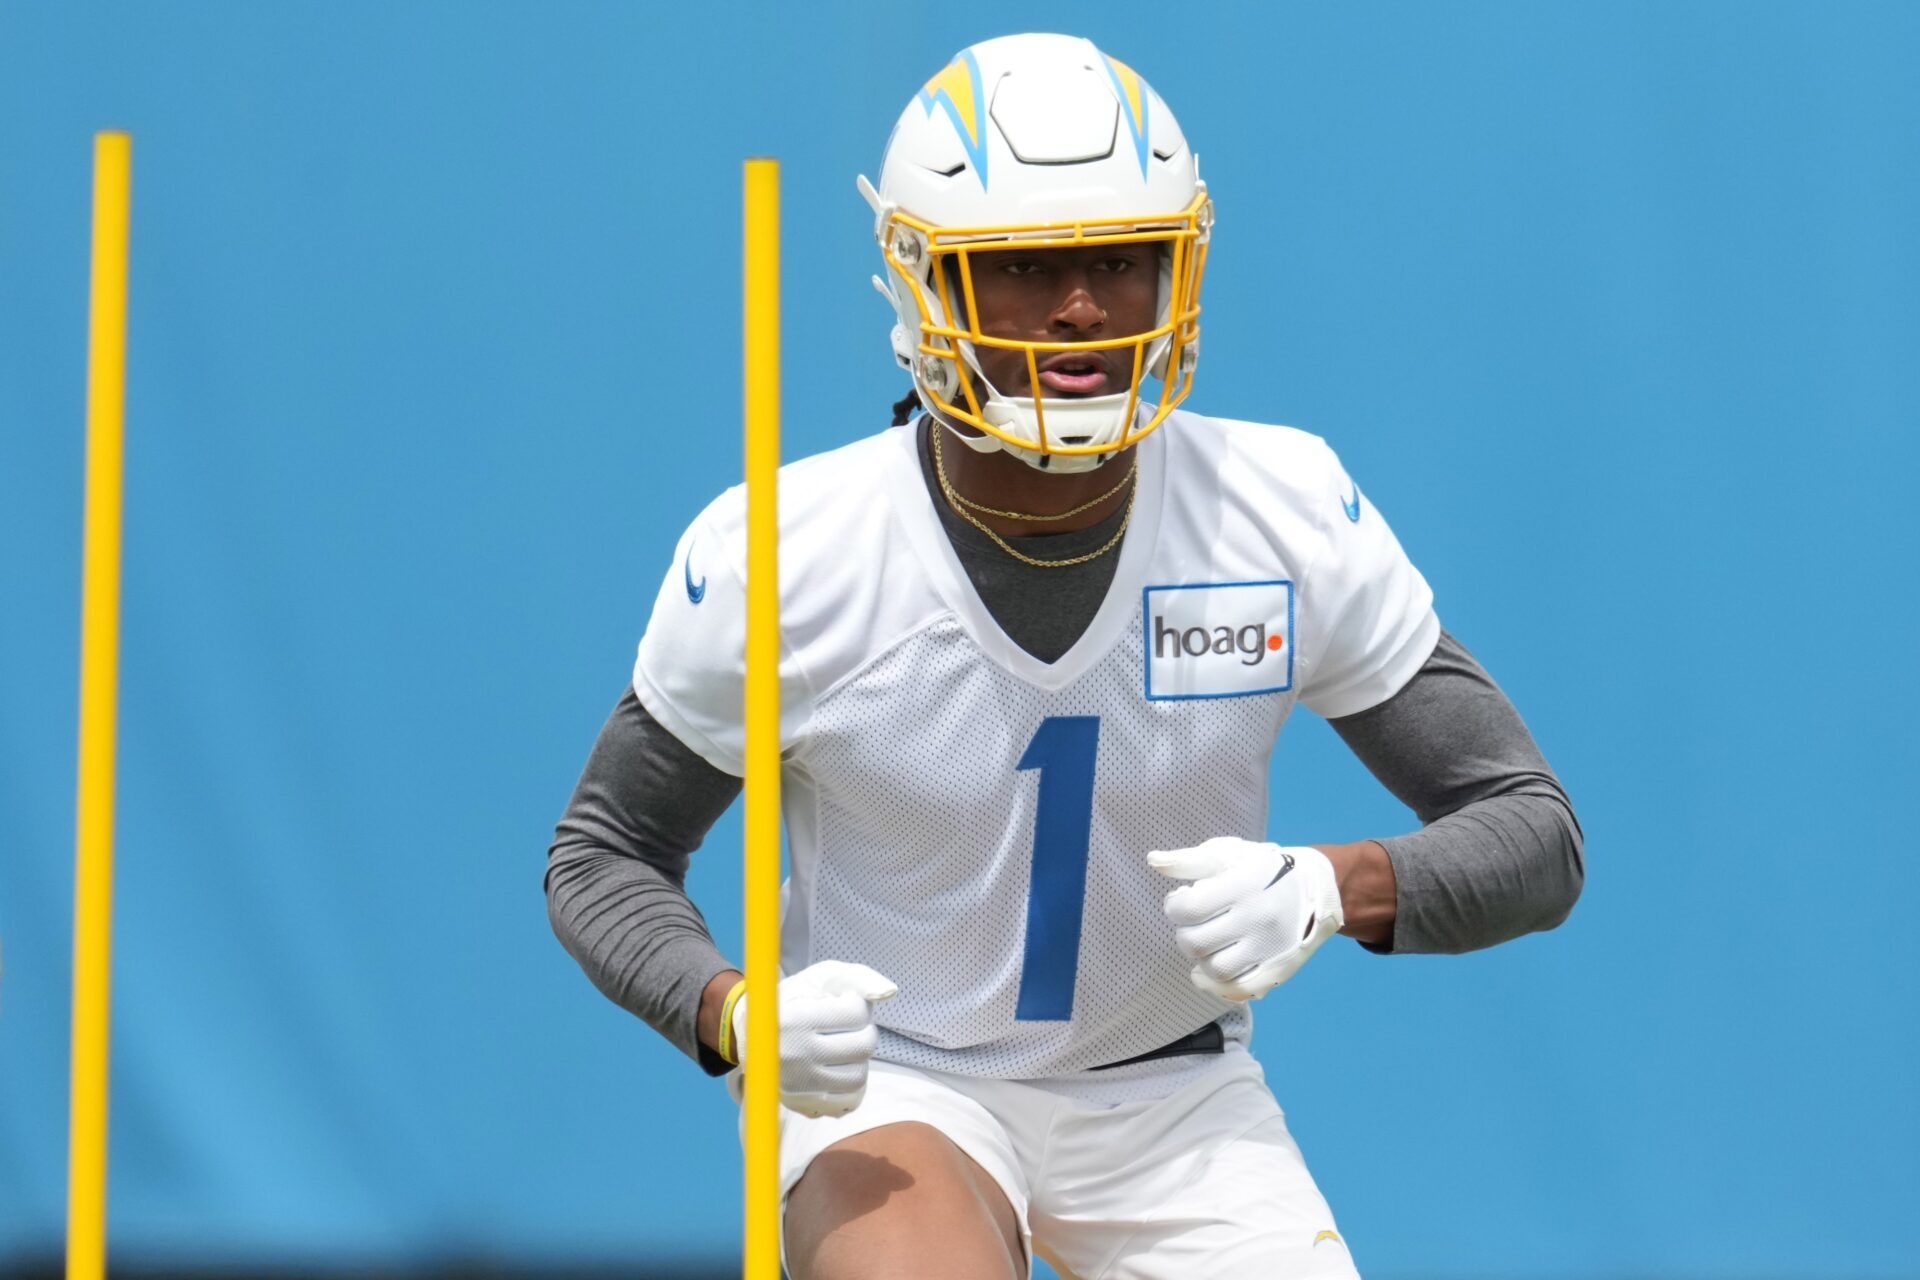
left=860, top=33, right=1213, bottom=472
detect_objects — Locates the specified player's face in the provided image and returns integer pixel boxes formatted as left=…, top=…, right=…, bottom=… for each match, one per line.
left=959, top=244, right=1159, bottom=400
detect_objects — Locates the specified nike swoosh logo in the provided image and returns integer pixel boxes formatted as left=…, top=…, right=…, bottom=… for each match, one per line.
left=684, top=551, right=707, bottom=605
left=1265, top=852, right=1296, bottom=888
left=1341, top=483, right=1362, bottom=523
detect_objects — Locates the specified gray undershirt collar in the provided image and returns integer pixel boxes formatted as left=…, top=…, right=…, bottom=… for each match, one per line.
left=914, top=417, right=1127, bottom=665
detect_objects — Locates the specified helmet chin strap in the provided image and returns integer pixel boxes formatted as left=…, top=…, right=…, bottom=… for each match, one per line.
left=930, top=392, right=1142, bottom=473
left=938, top=341, right=1141, bottom=474
left=930, top=395, right=1137, bottom=474
left=979, top=393, right=1136, bottom=473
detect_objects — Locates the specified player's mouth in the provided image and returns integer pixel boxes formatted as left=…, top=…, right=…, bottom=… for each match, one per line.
left=1035, top=352, right=1113, bottom=396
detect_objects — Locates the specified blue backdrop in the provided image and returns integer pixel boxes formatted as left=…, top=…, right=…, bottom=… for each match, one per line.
left=3, top=3, right=1916, bottom=1276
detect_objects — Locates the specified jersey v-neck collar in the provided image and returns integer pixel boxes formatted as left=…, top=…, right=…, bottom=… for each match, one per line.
left=883, top=420, right=1168, bottom=692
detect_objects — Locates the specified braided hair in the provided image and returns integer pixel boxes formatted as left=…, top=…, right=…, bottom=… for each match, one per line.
left=890, top=387, right=923, bottom=427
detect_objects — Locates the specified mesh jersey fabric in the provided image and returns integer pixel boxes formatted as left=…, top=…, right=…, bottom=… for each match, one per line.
left=632, top=412, right=1439, bottom=1079
left=793, top=609, right=1271, bottom=1075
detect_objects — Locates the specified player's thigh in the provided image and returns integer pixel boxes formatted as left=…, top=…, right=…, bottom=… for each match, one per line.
left=1101, top=1113, right=1359, bottom=1280
left=784, top=1121, right=1026, bottom=1280
left=773, top=1061, right=1032, bottom=1279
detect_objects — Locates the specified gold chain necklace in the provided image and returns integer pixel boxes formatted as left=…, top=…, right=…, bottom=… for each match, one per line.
left=931, top=423, right=1136, bottom=570
left=935, top=428, right=1137, bottom=522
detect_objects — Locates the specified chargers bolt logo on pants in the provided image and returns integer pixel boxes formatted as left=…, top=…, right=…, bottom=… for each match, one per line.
left=1143, top=580, right=1294, bottom=700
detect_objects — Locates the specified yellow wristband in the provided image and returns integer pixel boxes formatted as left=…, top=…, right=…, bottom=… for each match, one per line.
left=715, top=978, right=749, bottom=1066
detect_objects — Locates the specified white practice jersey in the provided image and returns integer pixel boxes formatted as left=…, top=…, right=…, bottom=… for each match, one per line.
left=633, top=412, right=1439, bottom=1080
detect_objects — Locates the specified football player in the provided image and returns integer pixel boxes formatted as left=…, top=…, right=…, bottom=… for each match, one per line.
left=549, top=32, right=1582, bottom=1280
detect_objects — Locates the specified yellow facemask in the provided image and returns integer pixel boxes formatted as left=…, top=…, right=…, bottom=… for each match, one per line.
left=877, top=191, right=1214, bottom=465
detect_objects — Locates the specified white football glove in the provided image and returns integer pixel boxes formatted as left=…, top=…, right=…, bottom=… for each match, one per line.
left=730, top=960, right=898, bottom=1119
left=1148, top=838, right=1345, bottom=1002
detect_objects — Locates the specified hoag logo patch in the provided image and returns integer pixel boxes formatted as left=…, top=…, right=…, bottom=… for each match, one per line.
left=1143, top=580, right=1294, bottom=700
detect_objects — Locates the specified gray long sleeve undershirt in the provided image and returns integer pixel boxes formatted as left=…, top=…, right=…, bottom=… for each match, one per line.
left=1335, top=637, right=1584, bottom=956
left=546, top=422, right=1583, bottom=1074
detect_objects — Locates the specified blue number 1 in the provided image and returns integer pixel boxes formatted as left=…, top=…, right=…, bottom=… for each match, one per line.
left=1013, top=715, right=1100, bottom=1021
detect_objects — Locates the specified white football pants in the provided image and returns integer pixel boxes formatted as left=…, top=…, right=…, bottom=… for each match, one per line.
left=771, top=1048, right=1361, bottom=1279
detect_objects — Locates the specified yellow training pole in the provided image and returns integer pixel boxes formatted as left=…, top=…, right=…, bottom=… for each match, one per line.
left=741, top=157, right=782, bottom=1280
left=68, top=129, right=131, bottom=1280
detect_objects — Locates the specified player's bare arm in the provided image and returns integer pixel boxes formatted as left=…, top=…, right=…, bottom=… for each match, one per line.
left=1316, top=840, right=1398, bottom=947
